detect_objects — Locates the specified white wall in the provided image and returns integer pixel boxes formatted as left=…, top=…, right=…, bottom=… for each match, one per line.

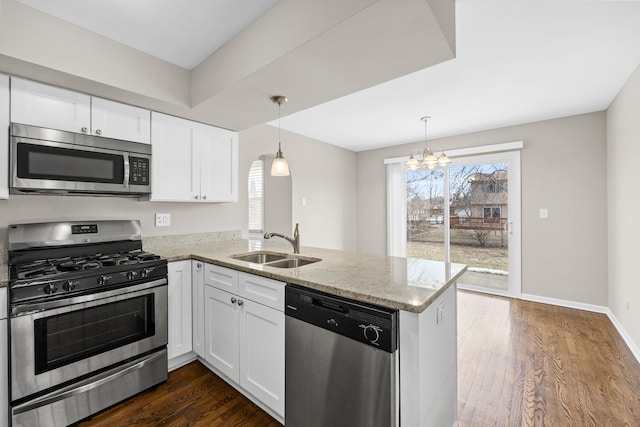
left=356, top=112, right=608, bottom=306
left=240, top=125, right=358, bottom=251
left=607, top=64, right=640, bottom=352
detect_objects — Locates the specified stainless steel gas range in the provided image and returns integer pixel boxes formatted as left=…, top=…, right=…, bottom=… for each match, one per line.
left=7, top=220, right=168, bottom=427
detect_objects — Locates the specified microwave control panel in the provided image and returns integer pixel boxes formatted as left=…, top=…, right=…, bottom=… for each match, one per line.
left=129, top=157, right=150, bottom=185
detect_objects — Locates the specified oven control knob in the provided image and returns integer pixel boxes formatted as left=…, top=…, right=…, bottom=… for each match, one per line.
left=97, top=275, right=109, bottom=286
left=43, top=283, right=58, bottom=294
left=140, top=268, right=152, bottom=279
left=63, top=280, right=77, bottom=291
left=363, top=325, right=380, bottom=344
left=127, top=271, right=138, bottom=281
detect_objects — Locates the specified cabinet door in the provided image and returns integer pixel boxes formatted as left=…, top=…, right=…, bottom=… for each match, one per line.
left=167, top=261, right=192, bottom=360
left=10, top=78, right=91, bottom=133
left=199, top=125, right=238, bottom=202
left=239, top=299, right=285, bottom=417
left=91, top=97, right=151, bottom=144
left=0, top=75, right=8, bottom=199
left=192, top=261, right=205, bottom=358
left=150, top=112, right=199, bottom=201
left=204, top=286, right=239, bottom=382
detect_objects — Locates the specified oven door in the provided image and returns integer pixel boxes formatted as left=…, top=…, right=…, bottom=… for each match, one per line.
left=10, top=279, right=168, bottom=402
left=10, top=137, right=131, bottom=194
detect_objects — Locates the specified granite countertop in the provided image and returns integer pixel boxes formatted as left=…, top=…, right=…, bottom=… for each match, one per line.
left=0, top=239, right=467, bottom=312
left=149, top=239, right=467, bottom=313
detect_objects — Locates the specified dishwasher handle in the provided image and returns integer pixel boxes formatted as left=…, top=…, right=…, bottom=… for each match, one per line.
left=313, top=297, right=348, bottom=314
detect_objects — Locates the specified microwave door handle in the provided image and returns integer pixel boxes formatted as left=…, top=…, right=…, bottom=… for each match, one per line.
left=123, top=156, right=130, bottom=189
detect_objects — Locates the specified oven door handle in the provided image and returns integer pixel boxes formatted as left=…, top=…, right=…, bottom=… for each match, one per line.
left=12, top=350, right=166, bottom=415
left=11, top=278, right=167, bottom=317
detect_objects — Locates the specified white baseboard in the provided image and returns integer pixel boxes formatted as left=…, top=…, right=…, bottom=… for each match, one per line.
left=168, top=351, right=197, bottom=372
left=605, top=308, right=640, bottom=364
left=520, top=293, right=640, bottom=365
left=520, top=293, right=608, bottom=314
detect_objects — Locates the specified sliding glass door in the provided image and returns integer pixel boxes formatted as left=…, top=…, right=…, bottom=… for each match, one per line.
left=404, top=150, right=521, bottom=297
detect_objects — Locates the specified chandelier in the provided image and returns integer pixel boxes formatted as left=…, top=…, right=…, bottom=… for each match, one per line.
left=405, top=116, right=451, bottom=171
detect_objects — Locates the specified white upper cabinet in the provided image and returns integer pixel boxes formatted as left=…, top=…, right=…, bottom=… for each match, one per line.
left=200, top=125, right=238, bottom=202
left=151, top=112, right=238, bottom=203
left=10, top=78, right=151, bottom=143
left=91, top=97, right=151, bottom=144
left=11, top=77, right=91, bottom=134
left=0, top=74, right=9, bottom=199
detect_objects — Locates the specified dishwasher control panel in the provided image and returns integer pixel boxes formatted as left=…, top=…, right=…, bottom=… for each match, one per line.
left=285, top=284, right=397, bottom=352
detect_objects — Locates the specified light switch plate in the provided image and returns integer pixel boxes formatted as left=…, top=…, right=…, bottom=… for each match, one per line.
left=539, top=208, right=549, bottom=219
left=155, top=213, right=170, bottom=227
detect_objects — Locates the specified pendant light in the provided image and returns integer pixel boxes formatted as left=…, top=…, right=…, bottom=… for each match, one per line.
left=270, top=95, right=290, bottom=176
left=405, top=116, right=451, bottom=170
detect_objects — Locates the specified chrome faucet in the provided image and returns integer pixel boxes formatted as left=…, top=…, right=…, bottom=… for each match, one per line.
left=264, top=223, right=300, bottom=254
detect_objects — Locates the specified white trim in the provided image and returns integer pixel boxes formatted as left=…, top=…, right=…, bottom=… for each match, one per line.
left=384, top=141, right=524, bottom=165
left=458, top=283, right=513, bottom=299
left=520, top=293, right=608, bottom=314
left=606, top=309, right=640, bottom=364
left=168, top=351, right=197, bottom=371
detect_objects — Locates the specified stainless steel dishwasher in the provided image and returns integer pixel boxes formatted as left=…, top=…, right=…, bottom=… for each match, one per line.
left=285, top=284, right=398, bottom=427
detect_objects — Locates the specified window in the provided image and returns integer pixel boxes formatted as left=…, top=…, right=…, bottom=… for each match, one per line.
left=248, top=160, right=264, bottom=234
left=483, top=206, right=501, bottom=223
left=482, top=180, right=505, bottom=193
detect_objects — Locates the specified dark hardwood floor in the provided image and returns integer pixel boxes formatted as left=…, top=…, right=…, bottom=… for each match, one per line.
left=77, top=290, right=640, bottom=426
left=76, top=361, right=282, bottom=427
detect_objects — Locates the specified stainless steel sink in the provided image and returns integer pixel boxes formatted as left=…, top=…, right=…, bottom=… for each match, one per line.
left=230, top=251, right=321, bottom=268
left=231, top=251, right=288, bottom=263
left=266, top=257, right=320, bottom=269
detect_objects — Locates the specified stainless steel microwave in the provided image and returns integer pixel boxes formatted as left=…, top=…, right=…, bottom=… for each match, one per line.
left=10, top=123, right=151, bottom=196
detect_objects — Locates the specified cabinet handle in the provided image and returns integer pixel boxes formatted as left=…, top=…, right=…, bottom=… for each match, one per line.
left=231, top=297, right=237, bottom=304
left=203, top=195, right=207, bottom=200
left=237, top=299, right=244, bottom=306
left=194, top=195, right=200, bottom=200
left=95, top=129, right=102, bottom=135
left=81, top=127, right=88, bottom=134
left=196, top=263, right=202, bottom=268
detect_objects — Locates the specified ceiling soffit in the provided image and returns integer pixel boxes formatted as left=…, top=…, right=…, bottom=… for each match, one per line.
left=0, top=0, right=455, bottom=132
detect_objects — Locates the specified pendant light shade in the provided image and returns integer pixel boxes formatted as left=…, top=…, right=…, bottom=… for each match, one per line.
left=405, top=116, right=452, bottom=170
left=270, top=95, right=290, bottom=177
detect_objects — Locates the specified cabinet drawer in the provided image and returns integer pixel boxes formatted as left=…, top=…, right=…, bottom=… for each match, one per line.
left=204, top=264, right=239, bottom=293
left=239, top=273, right=284, bottom=311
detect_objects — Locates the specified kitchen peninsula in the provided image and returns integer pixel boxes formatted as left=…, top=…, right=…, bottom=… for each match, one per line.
left=149, top=238, right=466, bottom=427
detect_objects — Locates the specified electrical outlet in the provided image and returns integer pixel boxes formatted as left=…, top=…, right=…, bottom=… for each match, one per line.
left=155, top=213, right=170, bottom=227
left=539, top=208, right=549, bottom=219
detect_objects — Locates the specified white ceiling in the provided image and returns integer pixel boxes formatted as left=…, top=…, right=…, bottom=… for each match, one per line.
left=14, top=0, right=281, bottom=70
left=277, top=0, right=640, bottom=151
left=11, top=0, right=640, bottom=152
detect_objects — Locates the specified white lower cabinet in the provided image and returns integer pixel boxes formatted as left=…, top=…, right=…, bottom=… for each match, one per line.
left=204, top=285, right=240, bottom=381
left=191, top=261, right=206, bottom=358
left=238, top=297, right=285, bottom=416
left=202, top=264, right=285, bottom=418
left=1, top=287, right=7, bottom=424
left=167, top=261, right=192, bottom=363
